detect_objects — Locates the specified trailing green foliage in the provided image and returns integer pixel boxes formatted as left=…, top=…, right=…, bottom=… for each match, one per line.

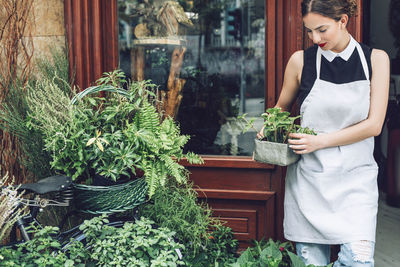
left=80, top=215, right=184, bottom=266
left=239, top=107, right=316, bottom=144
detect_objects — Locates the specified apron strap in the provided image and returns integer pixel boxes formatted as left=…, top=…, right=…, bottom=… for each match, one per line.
left=316, top=47, right=322, bottom=80
left=356, top=43, right=370, bottom=81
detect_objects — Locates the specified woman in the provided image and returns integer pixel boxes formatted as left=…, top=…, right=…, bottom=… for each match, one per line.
left=258, top=0, right=390, bottom=266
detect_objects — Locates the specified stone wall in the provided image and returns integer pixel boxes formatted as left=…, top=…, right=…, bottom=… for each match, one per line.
left=31, top=0, right=65, bottom=62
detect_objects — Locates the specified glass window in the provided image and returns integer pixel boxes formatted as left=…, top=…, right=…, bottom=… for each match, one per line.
left=118, top=0, right=265, bottom=156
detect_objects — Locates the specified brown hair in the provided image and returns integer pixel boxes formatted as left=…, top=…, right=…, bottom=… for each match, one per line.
left=301, top=0, right=357, bottom=20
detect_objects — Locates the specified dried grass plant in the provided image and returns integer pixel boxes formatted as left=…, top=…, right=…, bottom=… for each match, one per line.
left=0, top=173, right=26, bottom=242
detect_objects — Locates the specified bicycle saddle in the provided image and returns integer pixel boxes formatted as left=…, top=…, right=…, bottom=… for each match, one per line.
left=19, top=175, right=72, bottom=194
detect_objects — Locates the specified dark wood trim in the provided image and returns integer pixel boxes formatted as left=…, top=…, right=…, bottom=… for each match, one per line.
left=64, top=0, right=118, bottom=90
left=266, top=0, right=276, bottom=109
left=92, top=0, right=104, bottom=81
left=180, top=156, right=275, bottom=169
left=196, top=188, right=275, bottom=200
left=102, top=0, right=119, bottom=72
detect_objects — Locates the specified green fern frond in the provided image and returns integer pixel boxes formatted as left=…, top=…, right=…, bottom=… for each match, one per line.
left=143, top=160, right=159, bottom=198
left=137, top=101, right=160, bottom=132
left=159, top=154, right=187, bottom=184
left=185, top=152, right=204, bottom=165
left=156, top=161, right=168, bottom=187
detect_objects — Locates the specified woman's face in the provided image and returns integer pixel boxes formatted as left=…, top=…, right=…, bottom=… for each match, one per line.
left=303, top=12, right=347, bottom=53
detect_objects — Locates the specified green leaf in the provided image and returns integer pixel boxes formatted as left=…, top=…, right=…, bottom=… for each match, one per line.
left=86, top=137, right=96, bottom=146
left=287, top=251, right=306, bottom=267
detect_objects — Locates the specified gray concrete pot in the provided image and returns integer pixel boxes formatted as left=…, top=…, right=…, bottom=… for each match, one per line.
left=253, top=139, right=299, bottom=166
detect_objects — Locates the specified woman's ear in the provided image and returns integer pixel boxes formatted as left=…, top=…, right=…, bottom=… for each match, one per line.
left=340, top=14, right=349, bottom=29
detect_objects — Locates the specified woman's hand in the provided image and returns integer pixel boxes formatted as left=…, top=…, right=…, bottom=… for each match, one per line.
left=256, top=126, right=265, bottom=140
left=288, top=132, right=325, bottom=154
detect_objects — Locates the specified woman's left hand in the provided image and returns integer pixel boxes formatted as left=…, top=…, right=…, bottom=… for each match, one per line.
left=288, top=132, right=324, bottom=154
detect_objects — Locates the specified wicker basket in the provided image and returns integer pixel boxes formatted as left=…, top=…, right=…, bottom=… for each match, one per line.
left=71, top=85, right=147, bottom=214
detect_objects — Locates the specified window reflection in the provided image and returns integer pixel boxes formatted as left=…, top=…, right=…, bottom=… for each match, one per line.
left=118, top=0, right=265, bottom=156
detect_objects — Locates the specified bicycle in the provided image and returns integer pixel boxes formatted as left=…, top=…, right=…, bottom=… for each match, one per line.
left=1, top=174, right=183, bottom=264
left=1, top=175, right=138, bottom=247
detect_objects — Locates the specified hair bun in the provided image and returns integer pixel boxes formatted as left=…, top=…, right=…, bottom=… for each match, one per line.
left=344, top=0, right=358, bottom=17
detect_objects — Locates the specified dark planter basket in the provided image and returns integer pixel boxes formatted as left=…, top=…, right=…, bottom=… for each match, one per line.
left=73, top=177, right=148, bottom=215
left=253, top=139, right=299, bottom=166
left=71, top=85, right=148, bottom=214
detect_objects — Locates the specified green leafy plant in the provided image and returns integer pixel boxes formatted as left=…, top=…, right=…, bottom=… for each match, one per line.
left=204, top=224, right=239, bottom=265
left=139, top=180, right=239, bottom=266
left=80, top=215, right=184, bottom=266
left=139, top=181, right=216, bottom=256
left=0, top=225, right=89, bottom=267
left=25, top=70, right=203, bottom=197
left=230, top=239, right=333, bottom=267
left=239, top=107, right=316, bottom=143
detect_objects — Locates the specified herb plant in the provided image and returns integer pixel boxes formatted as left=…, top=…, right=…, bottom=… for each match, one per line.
left=138, top=181, right=215, bottom=255
left=240, top=107, right=316, bottom=144
left=80, top=215, right=184, bottom=266
left=0, top=225, right=89, bottom=267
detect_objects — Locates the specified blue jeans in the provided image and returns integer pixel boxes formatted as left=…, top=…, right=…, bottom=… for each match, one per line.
left=296, top=241, right=375, bottom=267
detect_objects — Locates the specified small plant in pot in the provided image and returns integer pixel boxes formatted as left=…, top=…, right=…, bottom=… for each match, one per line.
left=25, top=70, right=203, bottom=213
left=239, top=107, right=316, bottom=166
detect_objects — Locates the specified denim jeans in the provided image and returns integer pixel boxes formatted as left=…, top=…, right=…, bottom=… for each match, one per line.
left=296, top=241, right=375, bottom=267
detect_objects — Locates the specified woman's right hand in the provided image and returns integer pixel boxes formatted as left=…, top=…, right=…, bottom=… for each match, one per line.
left=256, top=126, right=265, bottom=140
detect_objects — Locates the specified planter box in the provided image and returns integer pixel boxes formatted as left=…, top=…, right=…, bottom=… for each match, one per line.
left=253, top=139, right=299, bottom=166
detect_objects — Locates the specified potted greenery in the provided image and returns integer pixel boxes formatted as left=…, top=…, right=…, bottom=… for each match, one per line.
left=25, top=70, right=203, bottom=213
left=240, top=107, right=316, bottom=166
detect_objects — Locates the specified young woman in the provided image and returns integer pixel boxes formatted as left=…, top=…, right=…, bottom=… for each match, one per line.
left=258, top=0, right=390, bottom=266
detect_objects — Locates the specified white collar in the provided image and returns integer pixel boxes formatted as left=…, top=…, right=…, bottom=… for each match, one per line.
left=319, top=35, right=357, bottom=62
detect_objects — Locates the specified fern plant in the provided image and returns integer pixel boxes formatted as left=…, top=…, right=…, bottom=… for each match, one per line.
left=26, top=70, right=203, bottom=197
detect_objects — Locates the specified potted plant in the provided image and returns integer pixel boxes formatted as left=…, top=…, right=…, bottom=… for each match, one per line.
left=239, top=107, right=316, bottom=166
left=25, top=70, right=203, bottom=213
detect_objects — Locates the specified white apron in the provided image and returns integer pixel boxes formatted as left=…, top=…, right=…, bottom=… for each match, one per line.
left=284, top=42, right=379, bottom=244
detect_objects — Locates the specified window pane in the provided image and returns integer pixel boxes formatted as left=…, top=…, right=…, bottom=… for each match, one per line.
left=118, top=0, right=265, bottom=156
